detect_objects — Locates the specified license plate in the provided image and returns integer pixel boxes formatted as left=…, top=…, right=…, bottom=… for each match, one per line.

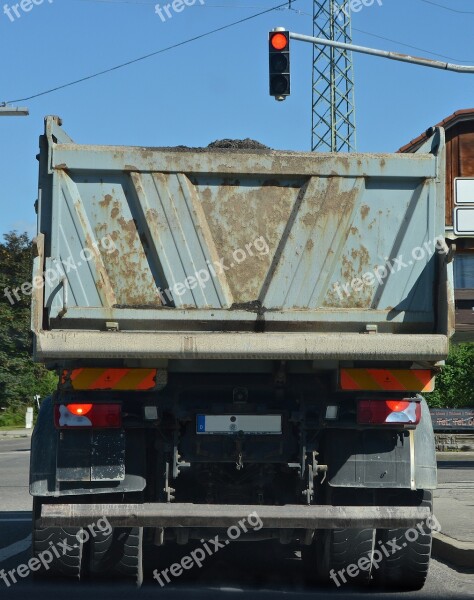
left=196, top=415, right=282, bottom=435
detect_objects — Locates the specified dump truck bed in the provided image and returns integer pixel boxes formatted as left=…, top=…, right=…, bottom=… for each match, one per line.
left=32, top=117, right=452, bottom=362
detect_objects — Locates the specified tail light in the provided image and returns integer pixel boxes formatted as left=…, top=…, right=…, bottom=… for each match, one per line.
left=66, top=404, right=93, bottom=416
left=54, top=403, right=122, bottom=429
left=357, top=399, right=421, bottom=426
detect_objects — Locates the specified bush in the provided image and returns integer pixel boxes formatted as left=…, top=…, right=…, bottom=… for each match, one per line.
left=426, top=343, right=474, bottom=408
left=0, top=232, right=58, bottom=421
left=0, top=406, right=27, bottom=428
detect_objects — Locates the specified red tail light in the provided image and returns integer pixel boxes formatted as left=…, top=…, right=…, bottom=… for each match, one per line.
left=357, top=399, right=421, bottom=426
left=66, top=403, right=93, bottom=416
left=54, top=403, right=122, bottom=429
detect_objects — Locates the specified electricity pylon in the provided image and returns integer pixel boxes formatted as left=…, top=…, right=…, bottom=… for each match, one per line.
left=312, top=1, right=356, bottom=152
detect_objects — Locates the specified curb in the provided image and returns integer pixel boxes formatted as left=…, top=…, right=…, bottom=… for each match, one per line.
left=432, top=532, right=474, bottom=569
left=436, top=451, right=474, bottom=458
left=0, top=430, right=32, bottom=439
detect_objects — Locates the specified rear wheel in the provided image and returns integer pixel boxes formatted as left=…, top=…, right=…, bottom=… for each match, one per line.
left=372, top=490, right=433, bottom=591
left=303, top=489, right=374, bottom=587
left=89, top=526, right=144, bottom=586
left=315, top=527, right=374, bottom=586
left=32, top=498, right=84, bottom=579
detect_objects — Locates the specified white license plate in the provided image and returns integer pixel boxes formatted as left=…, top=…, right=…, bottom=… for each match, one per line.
left=196, top=415, right=282, bottom=435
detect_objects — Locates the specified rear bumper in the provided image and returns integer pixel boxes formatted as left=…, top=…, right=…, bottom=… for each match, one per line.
left=39, top=503, right=431, bottom=529
left=34, top=331, right=449, bottom=362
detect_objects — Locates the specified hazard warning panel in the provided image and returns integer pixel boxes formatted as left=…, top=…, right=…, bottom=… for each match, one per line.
left=61, top=368, right=162, bottom=391
left=339, top=369, right=435, bottom=392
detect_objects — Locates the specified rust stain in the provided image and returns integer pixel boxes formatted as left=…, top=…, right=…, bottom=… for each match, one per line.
left=350, top=244, right=370, bottom=268
left=360, top=205, right=370, bottom=219
left=99, top=194, right=113, bottom=208
left=92, top=192, right=164, bottom=306
left=324, top=240, right=372, bottom=310
left=200, top=180, right=297, bottom=302
left=117, top=216, right=138, bottom=234
left=139, top=150, right=153, bottom=160
left=145, top=207, right=170, bottom=234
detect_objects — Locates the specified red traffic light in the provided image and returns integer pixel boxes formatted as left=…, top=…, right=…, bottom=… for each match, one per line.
left=270, top=32, right=289, bottom=51
left=269, top=30, right=291, bottom=99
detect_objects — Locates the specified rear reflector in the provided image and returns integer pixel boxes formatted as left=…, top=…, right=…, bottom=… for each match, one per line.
left=340, top=369, right=435, bottom=392
left=55, top=404, right=122, bottom=429
left=61, top=368, right=164, bottom=391
left=357, top=399, right=421, bottom=426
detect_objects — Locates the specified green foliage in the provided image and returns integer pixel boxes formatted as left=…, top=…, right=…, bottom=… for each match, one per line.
left=0, top=232, right=57, bottom=427
left=426, top=343, right=474, bottom=408
left=0, top=406, right=28, bottom=428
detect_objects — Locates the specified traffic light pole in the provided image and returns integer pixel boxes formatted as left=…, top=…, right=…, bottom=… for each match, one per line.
left=0, top=104, right=29, bottom=116
left=289, top=32, right=474, bottom=73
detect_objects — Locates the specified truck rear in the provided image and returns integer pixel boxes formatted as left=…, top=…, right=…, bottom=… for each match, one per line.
left=30, top=117, right=453, bottom=589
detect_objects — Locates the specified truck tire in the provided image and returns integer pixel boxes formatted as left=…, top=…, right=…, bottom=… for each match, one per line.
left=372, top=490, right=433, bottom=590
left=32, top=498, right=84, bottom=579
left=303, top=489, right=374, bottom=586
left=89, top=526, right=144, bottom=586
left=315, top=527, right=374, bottom=586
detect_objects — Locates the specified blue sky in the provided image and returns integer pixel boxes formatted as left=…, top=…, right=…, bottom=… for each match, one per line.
left=1, top=0, right=474, bottom=237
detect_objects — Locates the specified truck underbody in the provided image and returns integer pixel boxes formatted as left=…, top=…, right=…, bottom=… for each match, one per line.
left=31, top=361, right=437, bottom=589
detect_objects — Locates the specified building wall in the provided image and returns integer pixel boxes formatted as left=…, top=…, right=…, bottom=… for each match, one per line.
left=400, top=115, right=474, bottom=339
left=445, top=122, right=474, bottom=227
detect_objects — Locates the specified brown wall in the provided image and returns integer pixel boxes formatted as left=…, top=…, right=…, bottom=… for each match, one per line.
left=445, top=122, right=474, bottom=226
left=446, top=124, right=474, bottom=336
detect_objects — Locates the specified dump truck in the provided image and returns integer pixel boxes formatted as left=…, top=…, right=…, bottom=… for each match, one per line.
left=30, top=116, right=454, bottom=589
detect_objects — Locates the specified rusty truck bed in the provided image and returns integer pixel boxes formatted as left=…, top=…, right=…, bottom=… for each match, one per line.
left=32, top=117, right=453, bottom=362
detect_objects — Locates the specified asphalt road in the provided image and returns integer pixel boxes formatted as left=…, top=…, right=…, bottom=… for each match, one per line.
left=436, top=452, right=474, bottom=484
left=0, top=437, right=473, bottom=599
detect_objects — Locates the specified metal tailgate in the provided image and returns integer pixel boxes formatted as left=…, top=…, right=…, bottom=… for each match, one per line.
left=33, top=118, right=450, bottom=361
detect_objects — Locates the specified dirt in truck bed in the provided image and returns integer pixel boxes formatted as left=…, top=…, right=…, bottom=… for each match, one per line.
left=148, top=139, right=271, bottom=152
left=207, top=138, right=269, bottom=150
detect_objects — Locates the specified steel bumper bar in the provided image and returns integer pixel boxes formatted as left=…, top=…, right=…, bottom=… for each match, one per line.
left=39, top=503, right=432, bottom=529
left=34, top=331, right=449, bottom=362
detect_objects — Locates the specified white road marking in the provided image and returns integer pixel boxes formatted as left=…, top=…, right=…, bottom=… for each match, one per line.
left=0, top=451, right=31, bottom=456
left=0, top=535, right=31, bottom=563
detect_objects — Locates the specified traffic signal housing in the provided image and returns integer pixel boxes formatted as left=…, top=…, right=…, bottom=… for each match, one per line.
left=269, top=30, right=291, bottom=100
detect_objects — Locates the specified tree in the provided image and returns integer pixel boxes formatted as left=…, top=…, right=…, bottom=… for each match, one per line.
left=0, top=232, right=57, bottom=426
left=425, top=343, right=474, bottom=408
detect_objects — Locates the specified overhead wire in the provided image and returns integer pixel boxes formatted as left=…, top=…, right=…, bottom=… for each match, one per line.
left=5, top=0, right=297, bottom=104
left=288, top=6, right=474, bottom=64
left=417, top=0, right=474, bottom=15
left=72, top=0, right=273, bottom=6
left=6, top=0, right=474, bottom=103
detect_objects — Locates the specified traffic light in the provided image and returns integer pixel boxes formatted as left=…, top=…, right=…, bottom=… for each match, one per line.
left=269, top=30, right=290, bottom=100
